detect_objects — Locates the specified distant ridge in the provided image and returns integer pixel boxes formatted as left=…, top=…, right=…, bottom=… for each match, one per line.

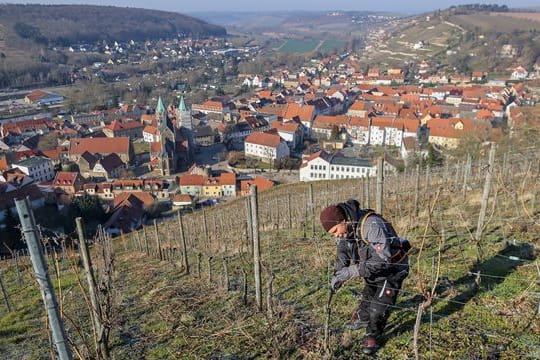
left=0, top=4, right=226, bottom=45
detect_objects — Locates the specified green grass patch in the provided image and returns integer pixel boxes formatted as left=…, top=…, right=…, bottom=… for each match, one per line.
left=319, top=39, right=346, bottom=54
left=278, top=39, right=319, bottom=53
left=133, top=141, right=150, bottom=155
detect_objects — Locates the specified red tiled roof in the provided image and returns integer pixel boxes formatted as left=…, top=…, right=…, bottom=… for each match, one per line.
left=428, top=118, right=492, bottom=139
left=0, top=158, right=8, bottom=171
left=53, top=172, right=79, bottom=186
left=70, top=137, right=130, bottom=155
left=348, top=100, right=370, bottom=111
left=313, top=115, right=348, bottom=129
left=172, top=193, right=193, bottom=203
left=41, top=148, right=63, bottom=161
left=105, top=120, right=143, bottom=131
left=143, top=125, right=158, bottom=135
left=150, top=141, right=162, bottom=153
left=476, top=109, right=494, bottom=120
left=113, top=191, right=155, bottom=208
left=348, top=116, right=370, bottom=127
left=219, top=172, right=236, bottom=186
left=271, top=121, right=299, bottom=133
left=25, top=90, right=49, bottom=102
left=245, top=131, right=282, bottom=148
left=283, top=103, right=315, bottom=122
left=179, top=174, right=205, bottom=186
left=141, top=114, right=155, bottom=125
left=240, top=177, right=275, bottom=192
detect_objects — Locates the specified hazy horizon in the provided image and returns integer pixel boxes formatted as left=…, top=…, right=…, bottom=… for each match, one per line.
left=2, top=0, right=539, bottom=14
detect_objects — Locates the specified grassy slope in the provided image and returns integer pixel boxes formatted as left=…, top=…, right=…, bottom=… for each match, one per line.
left=366, top=10, right=540, bottom=70
left=1, top=141, right=539, bottom=358
left=1, top=205, right=538, bottom=358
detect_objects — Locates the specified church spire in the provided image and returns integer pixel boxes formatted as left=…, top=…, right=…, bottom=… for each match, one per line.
left=156, top=96, right=166, bottom=115
left=178, top=96, right=188, bottom=112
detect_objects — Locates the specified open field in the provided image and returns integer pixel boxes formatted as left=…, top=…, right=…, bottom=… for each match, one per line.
left=276, top=39, right=347, bottom=54
left=490, top=12, right=540, bottom=23
left=318, top=39, right=347, bottom=53
left=278, top=39, right=319, bottom=53
left=452, top=13, right=540, bottom=32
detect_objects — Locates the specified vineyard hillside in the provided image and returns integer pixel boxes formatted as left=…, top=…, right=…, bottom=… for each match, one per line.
left=0, top=142, right=539, bottom=358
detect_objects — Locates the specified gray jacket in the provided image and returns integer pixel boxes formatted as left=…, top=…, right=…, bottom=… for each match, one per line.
left=335, top=200, right=409, bottom=282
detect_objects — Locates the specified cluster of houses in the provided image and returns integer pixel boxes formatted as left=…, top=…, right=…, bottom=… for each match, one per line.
left=0, top=162, right=275, bottom=235
left=186, top=76, right=532, bottom=174
left=1, top=37, right=538, bottom=235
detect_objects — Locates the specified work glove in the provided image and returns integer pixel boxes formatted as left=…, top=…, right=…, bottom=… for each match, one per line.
left=330, top=265, right=360, bottom=292
left=330, top=276, right=343, bottom=292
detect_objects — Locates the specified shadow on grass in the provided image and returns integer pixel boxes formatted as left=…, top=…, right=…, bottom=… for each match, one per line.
left=383, top=241, right=536, bottom=343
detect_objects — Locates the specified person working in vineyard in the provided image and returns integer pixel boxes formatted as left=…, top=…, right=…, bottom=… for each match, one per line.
left=320, top=199, right=410, bottom=355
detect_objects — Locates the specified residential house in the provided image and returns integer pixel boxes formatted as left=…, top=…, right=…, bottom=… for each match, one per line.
left=245, top=115, right=271, bottom=133
left=346, top=116, right=370, bottom=144
left=193, top=125, right=215, bottom=146
left=103, top=120, right=144, bottom=140
left=12, top=156, right=54, bottom=182
left=222, top=122, right=253, bottom=142
left=172, top=194, right=194, bottom=208
left=311, top=115, right=348, bottom=140
left=91, top=153, right=125, bottom=180
left=24, top=90, right=64, bottom=106
left=239, top=176, right=275, bottom=196
left=244, top=132, right=290, bottom=163
left=283, top=103, right=315, bottom=136
left=192, top=100, right=231, bottom=116
left=219, top=172, right=236, bottom=197
left=427, top=118, right=494, bottom=148
left=69, top=137, right=133, bottom=164
left=511, top=66, right=528, bottom=81
left=179, top=174, right=205, bottom=196
left=83, top=183, right=114, bottom=202
left=271, top=121, right=304, bottom=150
left=347, top=101, right=372, bottom=118
left=299, top=150, right=376, bottom=182
left=143, top=125, right=159, bottom=142
left=111, top=179, right=169, bottom=200
left=103, top=193, right=149, bottom=235
left=52, top=172, right=85, bottom=195
left=0, top=170, right=45, bottom=221
left=471, top=71, right=486, bottom=82
left=202, top=177, right=221, bottom=198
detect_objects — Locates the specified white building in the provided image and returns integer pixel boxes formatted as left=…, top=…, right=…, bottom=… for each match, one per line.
left=299, top=150, right=376, bottom=182
left=244, top=132, right=290, bottom=163
left=511, top=66, right=528, bottom=80
left=12, top=156, right=54, bottom=182
left=143, top=125, right=159, bottom=142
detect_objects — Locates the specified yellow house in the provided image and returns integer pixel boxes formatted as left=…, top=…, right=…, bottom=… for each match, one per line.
left=428, top=118, right=492, bottom=149
left=202, top=178, right=221, bottom=198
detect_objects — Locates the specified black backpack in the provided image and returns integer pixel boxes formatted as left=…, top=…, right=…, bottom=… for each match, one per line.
left=358, top=211, right=411, bottom=265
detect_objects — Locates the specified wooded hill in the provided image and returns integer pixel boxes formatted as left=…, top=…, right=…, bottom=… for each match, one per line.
left=0, top=4, right=226, bottom=45
left=0, top=4, right=226, bottom=89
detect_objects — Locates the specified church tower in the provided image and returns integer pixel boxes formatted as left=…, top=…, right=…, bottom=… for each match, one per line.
left=177, top=96, right=192, bottom=130
left=154, top=96, right=176, bottom=176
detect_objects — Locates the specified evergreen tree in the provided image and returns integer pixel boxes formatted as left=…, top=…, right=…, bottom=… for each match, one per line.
left=1, top=206, right=23, bottom=250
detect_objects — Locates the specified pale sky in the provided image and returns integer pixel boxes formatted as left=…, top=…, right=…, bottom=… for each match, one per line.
left=2, top=0, right=539, bottom=14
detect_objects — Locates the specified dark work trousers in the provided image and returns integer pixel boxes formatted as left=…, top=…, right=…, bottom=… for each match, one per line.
left=357, top=276, right=403, bottom=339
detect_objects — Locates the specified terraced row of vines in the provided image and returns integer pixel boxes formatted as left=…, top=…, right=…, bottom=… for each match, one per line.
left=1, top=139, right=539, bottom=358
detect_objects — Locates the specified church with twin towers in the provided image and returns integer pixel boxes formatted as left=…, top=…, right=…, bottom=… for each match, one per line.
left=153, top=95, right=194, bottom=176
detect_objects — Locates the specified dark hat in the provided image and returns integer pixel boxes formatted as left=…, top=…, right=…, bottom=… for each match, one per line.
left=320, top=205, right=346, bottom=232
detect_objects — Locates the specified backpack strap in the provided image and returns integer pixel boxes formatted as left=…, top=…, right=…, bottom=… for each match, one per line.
left=359, top=211, right=376, bottom=245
